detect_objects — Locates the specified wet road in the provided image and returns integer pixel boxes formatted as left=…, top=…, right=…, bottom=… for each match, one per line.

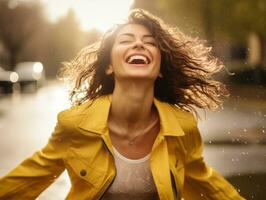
left=0, top=81, right=266, bottom=199
left=0, top=81, right=71, bottom=199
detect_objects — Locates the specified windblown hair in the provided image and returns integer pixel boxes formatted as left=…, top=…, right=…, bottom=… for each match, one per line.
left=59, top=9, right=228, bottom=113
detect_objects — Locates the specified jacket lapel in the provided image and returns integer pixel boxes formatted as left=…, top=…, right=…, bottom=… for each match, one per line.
left=78, top=95, right=186, bottom=137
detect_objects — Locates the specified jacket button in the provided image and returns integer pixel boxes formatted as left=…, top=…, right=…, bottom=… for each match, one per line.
left=80, top=169, right=87, bottom=176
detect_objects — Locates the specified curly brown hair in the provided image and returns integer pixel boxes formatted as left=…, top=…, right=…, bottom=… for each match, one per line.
left=59, top=9, right=228, bottom=113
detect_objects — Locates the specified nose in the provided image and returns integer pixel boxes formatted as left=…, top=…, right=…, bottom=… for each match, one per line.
left=132, top=39, right=145, bottom=50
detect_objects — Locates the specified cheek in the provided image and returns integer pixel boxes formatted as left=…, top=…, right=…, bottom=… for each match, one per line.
left=110, top=46, right=124, bottom=67
left=110, top=47, right=117, bottom=66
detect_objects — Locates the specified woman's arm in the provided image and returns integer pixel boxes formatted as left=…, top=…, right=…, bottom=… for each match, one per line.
left=182, top=119, right=245, bottom=200
left=0, top=112, right=71, bottom=199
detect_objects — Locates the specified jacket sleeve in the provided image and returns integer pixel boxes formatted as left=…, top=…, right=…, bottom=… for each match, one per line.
left=182, top=118, right=245, bottom=200
left=0, top=111, right=71, bottom=199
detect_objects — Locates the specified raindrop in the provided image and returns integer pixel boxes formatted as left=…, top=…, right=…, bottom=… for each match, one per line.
left=208, top=140, right=212, bottom=144
left=227, top=130, right=231, bottom=135
left=243, top=128, right=247, bottom=133
left=231, top=158, right=235, bottom=162
left=200, top=193, right=204, bottom=197
left=262, top=129, right=265, bottom=133
left=222, top=149, right=225, bottom=153
left=237, top=188, right=241, bottom=192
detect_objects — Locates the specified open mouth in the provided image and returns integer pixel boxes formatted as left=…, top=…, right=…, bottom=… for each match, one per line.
left=125, top=54, right=151, bottom=65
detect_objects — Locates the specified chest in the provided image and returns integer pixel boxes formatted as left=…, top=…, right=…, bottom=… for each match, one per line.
left=64, top=133, right=185, bottom=199
left=108, top=119, right=160, bottom=160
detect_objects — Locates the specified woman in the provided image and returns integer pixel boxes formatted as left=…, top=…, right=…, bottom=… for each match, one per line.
left=0, top=9, right=244, bottom=200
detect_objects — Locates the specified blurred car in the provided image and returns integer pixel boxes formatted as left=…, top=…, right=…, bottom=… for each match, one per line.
left=0, top=67, right=19, bottom=94
left=15, top=62, right=45, bottom=91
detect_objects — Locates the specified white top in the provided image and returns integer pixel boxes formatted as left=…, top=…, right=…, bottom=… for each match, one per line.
left=101, top=147, right=159, bottom=200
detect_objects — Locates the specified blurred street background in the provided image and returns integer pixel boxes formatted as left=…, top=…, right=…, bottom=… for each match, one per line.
left=0, top=0, right=266, bottom=199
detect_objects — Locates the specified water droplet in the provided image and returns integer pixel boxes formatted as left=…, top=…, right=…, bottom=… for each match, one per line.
left=237, top=188, right=241, bottom=192
left=209, top=140, right=212, bottom=144
left=262, top=129, right=265, bottom=133
left=243, top=128, right=247, bottom=133
left=227, top=130, right=231, bottom=135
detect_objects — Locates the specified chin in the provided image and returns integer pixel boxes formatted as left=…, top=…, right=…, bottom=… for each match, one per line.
left=122, top=72, right=158, bottom=81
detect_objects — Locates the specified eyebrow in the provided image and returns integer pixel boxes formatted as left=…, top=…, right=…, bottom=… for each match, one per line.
left=118, top=33, right=154, bottom=39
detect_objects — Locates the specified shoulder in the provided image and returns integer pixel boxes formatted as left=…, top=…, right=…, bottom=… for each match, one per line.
left=168, top=105, right=202, bottom=149
left=56, top=99, right=94, bottom=130
left=56, top=95, right=110, bottom=130
left=170, top=104, right=198, bottom=132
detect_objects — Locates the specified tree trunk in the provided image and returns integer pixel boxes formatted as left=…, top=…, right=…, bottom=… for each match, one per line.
left=201, top=0, right=214, bottom=43
left=260, top=35, right=266, bottom=69
left=8, top=47, right=19, bottom=70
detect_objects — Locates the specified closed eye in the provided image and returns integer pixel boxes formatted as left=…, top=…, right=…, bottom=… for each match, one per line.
left=119, top=40, right=133, bottom=44
left=144, top=42, right=157, bottom=46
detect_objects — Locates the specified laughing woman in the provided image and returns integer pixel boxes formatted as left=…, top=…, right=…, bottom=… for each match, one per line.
left=0, top=9, right=244, bottom=200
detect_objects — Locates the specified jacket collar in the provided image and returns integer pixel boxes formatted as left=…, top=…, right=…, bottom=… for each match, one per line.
left=78, top=95, right=185, bottom=137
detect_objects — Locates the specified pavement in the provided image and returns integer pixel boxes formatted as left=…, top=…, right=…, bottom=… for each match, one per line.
left=0, top=81, right=265, bottom=199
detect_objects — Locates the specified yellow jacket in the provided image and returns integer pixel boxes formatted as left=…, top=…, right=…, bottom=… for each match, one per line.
left=0, top=95, right=244, bottom=200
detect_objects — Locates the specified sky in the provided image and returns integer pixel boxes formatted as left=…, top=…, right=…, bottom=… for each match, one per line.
left=39, top=0, right=134, bottom=32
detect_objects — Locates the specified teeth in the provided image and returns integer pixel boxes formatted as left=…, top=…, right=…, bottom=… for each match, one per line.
left=127, top=55, right=148, bottom=64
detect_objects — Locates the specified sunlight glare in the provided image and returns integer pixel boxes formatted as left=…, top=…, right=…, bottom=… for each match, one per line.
left=40, top=0, right=134, bottom=32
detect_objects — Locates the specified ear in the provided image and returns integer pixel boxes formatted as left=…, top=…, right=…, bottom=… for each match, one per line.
left=105, top=65, right=113, bottom=75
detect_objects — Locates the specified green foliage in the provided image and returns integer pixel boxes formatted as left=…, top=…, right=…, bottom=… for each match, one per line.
left=154, top=0, right=266, bottom=42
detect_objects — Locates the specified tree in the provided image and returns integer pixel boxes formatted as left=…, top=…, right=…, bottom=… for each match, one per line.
left=133, top=0, right=266, bottom=67
left=0, top=0, right=45, bottom=69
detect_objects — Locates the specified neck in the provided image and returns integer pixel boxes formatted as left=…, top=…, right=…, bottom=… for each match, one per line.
left=109, top=79, right=155, bottom=130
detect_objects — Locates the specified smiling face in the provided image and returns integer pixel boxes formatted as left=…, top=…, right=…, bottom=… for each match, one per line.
left=109, top=23, right=161, bottom=82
